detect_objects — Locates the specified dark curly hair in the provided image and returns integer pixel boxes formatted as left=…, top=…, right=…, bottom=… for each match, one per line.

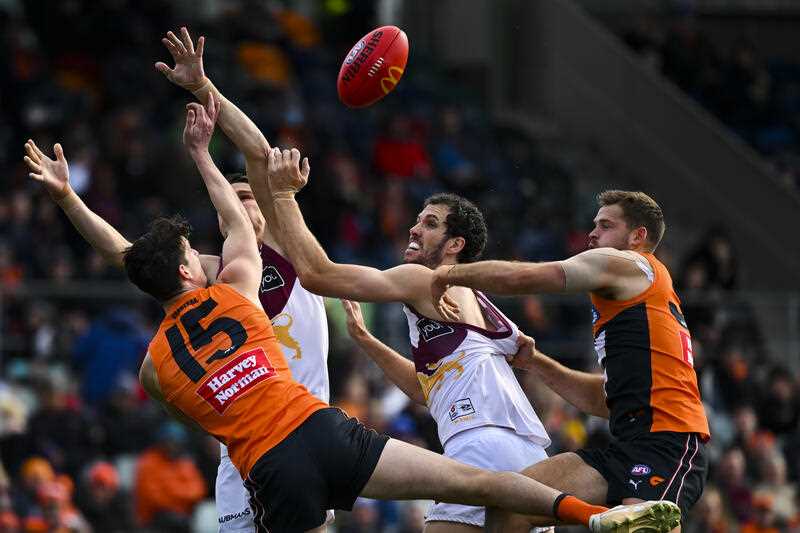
left=123, top=215, right=193, bottom=302
left=423, top=193, right=487, bottom=263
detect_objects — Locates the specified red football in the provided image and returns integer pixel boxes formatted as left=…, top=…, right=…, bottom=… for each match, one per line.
left=337, top=26, right=409, bottom=108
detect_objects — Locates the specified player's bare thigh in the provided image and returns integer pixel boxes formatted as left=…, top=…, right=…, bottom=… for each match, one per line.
left=304, top=525, right=327, bottom=533
left=622, top=498, right=680, bottom=533
left=424, top=521, right=482, bottom=533
left=485, top=452, right=608, bottom=532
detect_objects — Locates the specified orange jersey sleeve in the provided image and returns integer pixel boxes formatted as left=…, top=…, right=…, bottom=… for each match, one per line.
left=591, top=253, right=710, bottom=441
left=147, top=284, right=327, bottom=477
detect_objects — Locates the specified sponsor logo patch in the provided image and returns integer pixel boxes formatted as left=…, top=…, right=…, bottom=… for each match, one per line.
left=260, top=265, right=285, bottom=293
left=197, top=348, right=276, bottom=414
left=449, top=397, right=475, bottom=421
left=417, top=318, right=455, bottom=343
left=219, top=508, right=251, bottom=524
left=649, top=475, right=665, bottom=487
left=630, top=464, right=652, bottom=476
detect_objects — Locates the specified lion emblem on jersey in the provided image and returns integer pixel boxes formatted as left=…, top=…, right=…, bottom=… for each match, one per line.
left=271, top=313, right=302, bottom=360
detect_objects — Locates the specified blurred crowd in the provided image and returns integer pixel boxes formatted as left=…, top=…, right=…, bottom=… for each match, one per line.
left=0, top=1, right=798, bottom=532
left=621, top=13, right=800, bottom=193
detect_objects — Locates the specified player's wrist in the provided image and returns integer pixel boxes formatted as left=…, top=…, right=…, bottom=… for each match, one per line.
left=52, top=185, right=77, bottom=205
left=187, top=76, right=211, bottom=94
left=271, top=190, right=297, bottom=200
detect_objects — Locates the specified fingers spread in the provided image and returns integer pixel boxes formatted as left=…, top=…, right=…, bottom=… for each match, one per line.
left=154, top=61, right=173, bottom=75
left=23, top=156, right=41, bottom=173
left=196, top=36, right=205, bottom=57
left=167, top=31, right=187, bottom=54
left=24, top=142, right=40, bottom=163
left=162, top=37, right=179, bottom=57
left=180, top=26, right=194, bottom=54
left=26, top=140, right=44, bottom=160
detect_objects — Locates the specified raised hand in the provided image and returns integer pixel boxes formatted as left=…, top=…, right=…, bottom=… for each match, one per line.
left=155, top=26, right=207, bottom=91
left=431, top=265, right=460, bottom=321
left=341, top=300, right=372, bottom=343
left=266, top=147, right=310, bottom=197
left=183, top=95, right=220, bottom=153
left=23, top=140, right=72, bottom=200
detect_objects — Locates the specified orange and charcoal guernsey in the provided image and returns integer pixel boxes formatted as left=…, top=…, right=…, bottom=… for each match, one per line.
left=147, top=284, right=326, bottom=478
left=590, top=252, right=710, bottom=441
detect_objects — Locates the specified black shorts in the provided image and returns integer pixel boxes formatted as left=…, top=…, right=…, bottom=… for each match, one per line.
left=243, top=407, right=389, bottom=533
left=576, top=432, right=707, bottom=521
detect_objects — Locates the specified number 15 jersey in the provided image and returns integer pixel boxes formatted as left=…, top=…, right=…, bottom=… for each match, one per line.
left=147, top=284, right=326, bottom=478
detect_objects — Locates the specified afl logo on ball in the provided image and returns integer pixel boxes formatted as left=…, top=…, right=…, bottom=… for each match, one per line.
left=417, top=318, right=455, bottom=343
left=344, top=40, right=365, bottom=65
left=260, top=266, right=285, bottom=293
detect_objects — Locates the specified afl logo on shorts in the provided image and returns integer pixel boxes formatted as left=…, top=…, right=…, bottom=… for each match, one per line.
left=417, top=318, right=455, bottom=343
left=260, top=265, right=285, bottom=293
left=630, top=464, right=652, bottom=476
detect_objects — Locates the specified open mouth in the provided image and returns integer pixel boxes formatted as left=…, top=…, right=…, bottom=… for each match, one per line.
left=406, top=242, right=421, bottom=252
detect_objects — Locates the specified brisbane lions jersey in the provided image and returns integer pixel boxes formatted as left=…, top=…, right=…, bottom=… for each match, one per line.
left=403, top=291, right=550, bottom=448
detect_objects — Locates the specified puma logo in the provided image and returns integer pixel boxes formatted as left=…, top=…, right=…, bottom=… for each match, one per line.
left=628, top=479, right=641, bottom=491
left=271, top=313, right=302, bottom=360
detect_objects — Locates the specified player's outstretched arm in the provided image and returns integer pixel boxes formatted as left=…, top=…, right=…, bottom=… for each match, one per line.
left=23, top=139, right=222, bottom=277
left=511, top=334, right=608, bottom=418
left=23, top=140, right=131, bottom=266
left=430, top=249, right=639, bottom=319
left=342, top=300, right=426, bottom=405
left=182, top=97, right=260, bottom=298
left=253, top=147, right=432, bottom=303
left=155, top=27, right=269, bottom=164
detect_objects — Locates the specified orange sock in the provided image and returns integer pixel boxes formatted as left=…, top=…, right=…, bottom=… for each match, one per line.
left=554, top=494, right=608, bottom=525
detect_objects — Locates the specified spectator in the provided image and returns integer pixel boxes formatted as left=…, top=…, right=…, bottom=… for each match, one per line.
left=133, top=421, right=206, bottom=531
left=685, top=484, right=734, bottom=533
left=741, top=494, right=782, bottom=533
left=72, top=308, right=148, bottom=406
left=716, top=446, right=754, bottom=523
left=754, top=451, right=797, bottom=524
left=758, top=366, right=800, bottom=435
left=74, top=461, right=135, bottom=533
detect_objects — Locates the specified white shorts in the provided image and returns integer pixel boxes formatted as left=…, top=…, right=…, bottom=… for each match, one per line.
left=425, top=425, right=550, bottom=528
left=216, top=451, right=334, bottom=532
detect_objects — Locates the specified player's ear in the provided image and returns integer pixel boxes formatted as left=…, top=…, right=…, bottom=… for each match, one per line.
left=178, top=263, right=192, bottom=281
left=630, top=226, right=648, bottom=248
left=447, top=236, right=465, bottom=256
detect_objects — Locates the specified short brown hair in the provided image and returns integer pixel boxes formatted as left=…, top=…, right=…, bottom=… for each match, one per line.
left=597, top=190, right=665, bottom=250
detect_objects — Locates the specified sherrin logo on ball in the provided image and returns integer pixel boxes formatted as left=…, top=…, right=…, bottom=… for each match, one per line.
left=337, top=25, right=409, bottom=108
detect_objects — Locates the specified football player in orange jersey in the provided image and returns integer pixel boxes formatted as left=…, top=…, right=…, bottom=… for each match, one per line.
left=429, top=191, right=709, bottom=532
